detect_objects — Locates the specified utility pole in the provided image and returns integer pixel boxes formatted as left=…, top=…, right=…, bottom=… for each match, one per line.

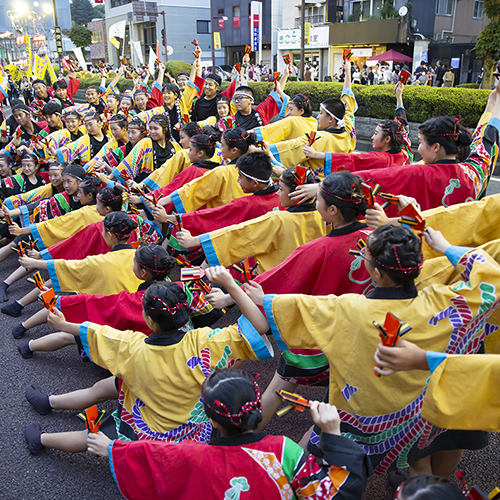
left=161, top=11, right=168, bottom=62
left=300, top=0, right=305, bottom=80
left=50, top=0, right=60, bottom=67
left=210, top=0, right=215, bottom=69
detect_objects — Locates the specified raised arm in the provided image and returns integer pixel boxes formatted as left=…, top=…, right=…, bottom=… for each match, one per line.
left=206, top=266, right=270, bottom=334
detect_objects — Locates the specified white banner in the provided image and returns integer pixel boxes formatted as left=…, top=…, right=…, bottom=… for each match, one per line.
left=133, top=41, right=144, bottom=64
left=148, top=46, right=158, bottom=70
left=109, top=20, right=126, bottom=49
left=72, top=47, right=87, bottom=71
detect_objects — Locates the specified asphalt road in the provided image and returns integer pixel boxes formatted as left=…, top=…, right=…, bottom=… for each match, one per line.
left=0, top=102, right=499, bottom=498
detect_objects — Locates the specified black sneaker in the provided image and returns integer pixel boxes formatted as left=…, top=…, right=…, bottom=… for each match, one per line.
left=25, top=385, right=52, bottom=415
left=25, top=422, right=45, bottom=455
left=2, top=301, right=24, bottom=317
left=17, top=339, right=33, bottom=359
left=12, top=323, right=27, bottom=339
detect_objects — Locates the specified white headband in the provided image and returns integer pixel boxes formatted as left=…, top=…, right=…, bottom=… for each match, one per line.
left=320, top=103, right=345, bottom=128
left=239, top=170, right=271, bottom=184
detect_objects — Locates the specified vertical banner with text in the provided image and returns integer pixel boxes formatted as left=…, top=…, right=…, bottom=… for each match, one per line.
left=214, top=32, right=221, bottom=50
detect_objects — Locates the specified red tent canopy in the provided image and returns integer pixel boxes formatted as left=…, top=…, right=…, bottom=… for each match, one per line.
left=367, top=49, right=410, bottom=63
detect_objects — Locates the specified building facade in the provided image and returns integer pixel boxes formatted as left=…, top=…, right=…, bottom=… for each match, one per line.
left=211, top=0, right=272, bottom=66
left=103, top=0, right=211, bottom=66
left=88, top=19, right=108, bottom=64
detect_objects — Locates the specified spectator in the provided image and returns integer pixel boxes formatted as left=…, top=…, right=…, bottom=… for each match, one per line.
left=367, top=66, right=374, bottom=85
left=304, top=65, right=312, bottom=81
left=414, top=60, right=427, bottom=77
left=434, top=60, right=446, bottom=87
left=443, top=67, right=455, bottom=87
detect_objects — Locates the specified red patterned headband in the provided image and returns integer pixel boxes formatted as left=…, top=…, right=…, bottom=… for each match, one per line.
left=319, top=184, right=363, bottom=204
left=364, top=245, right=423, bottom=274
left=420, top=117, right=462, bottom=141
left=148, top=296, right=188, bottom=313
left=203, top=374, right=262, bottom=427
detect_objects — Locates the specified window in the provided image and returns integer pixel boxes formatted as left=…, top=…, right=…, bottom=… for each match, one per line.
left=436, top=0, right=453, bottom=16
left=197, top=20, right=210, bottom=34
left=473, top=0, right=484, bottom=19
left=233, top=6, right=240, bottom=17
left=217, top=8, right=224, bottom=15
left=110, top=0, right=132, bottom=8
left=91, top=31, right=103, bottom=43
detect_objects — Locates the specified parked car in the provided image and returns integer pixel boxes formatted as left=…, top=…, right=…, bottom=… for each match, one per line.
left=199, top=62, right=232, bottom=81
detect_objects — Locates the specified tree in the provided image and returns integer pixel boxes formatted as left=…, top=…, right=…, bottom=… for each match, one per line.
left=380, top=0, right=397, bottom=19
left=475, top=0, right=500, bottom=89
left=93, top=4, right=105, bottom=18
left=68, top=22, right=92, bottom=49
left=70, top=0, right=99, bottom=25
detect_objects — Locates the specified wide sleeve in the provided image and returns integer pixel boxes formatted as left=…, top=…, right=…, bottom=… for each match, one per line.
left=269, top=135, right=309, bottom=169
left=394, top=105, right=413, bottom=164
left=30, top=205, right=102, bottom=251
left=463, top=116, right=500, bottom=197
left=254, top=117, right=293, bottom=144
left=262, top=293, right=345, bottom=352
left=421, top=195, right=500, bottom=260
left=143, top=149, right=191, bottom=191
left=341, top=89, right=357, bottom=144
left=112, top=138, right=153, bottom=183
left=205, top=317, right=274, bottom=361
left=199, top=211, right=281, bottom=268
left=110, top=440, right=189, bottom=500
left=179, top=196, right=274, bottom=237
left=291, top=434, right=371, bottom=500
left=422, top=353, right=500, bottom=432
left=78, top=321, right=145, bottom=375
left=220, top=77, right=237, bottom=100
left=172, top=166, right=246, bottom=214
left=254, top=91, right=282, bottom=125
left=178, top=81, right=199, bottom=117
left=55, top=135, right=90, bottom=164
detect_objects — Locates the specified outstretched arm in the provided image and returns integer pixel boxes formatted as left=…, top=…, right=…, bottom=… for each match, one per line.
left=206, top=266, right=270, bottom=334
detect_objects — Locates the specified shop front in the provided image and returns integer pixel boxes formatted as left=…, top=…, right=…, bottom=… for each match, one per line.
left=277, top=26, right=330, bottom=80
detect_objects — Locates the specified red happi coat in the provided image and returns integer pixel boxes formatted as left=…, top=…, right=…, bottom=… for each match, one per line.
left=254, top=222, right=374, bottom=296
left=109, top=433, right=365, bottom=500
left=59, top=281, right=208, bottom=335
left=327, top=150, right=410, bottom=173
left=176, top=188, right=281, bottom=237
left=355, top=120, right=497, bottom=214
left=44, top=214, right=160, bottom=260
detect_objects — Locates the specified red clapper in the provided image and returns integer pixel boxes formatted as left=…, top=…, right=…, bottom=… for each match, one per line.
left=84, top=405, right=105, bottom=433
left=180, top=267, right=211, bottom=294
left=305, top=130, right=320, bottom=147
left=348, top=237, right=366, bottom=257
left=39, top=288, right=58, bottom=312
left=276, top=390, right=311, bottom=417
left=373, top=312, right=412, bottom=377
left=399, top=69, right=411, bottom=84
left=398, top=203, right=425, bottom=231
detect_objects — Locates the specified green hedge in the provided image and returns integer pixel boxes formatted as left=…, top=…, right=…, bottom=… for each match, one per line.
left=221, top=81, right=490, bottom=127
left=78, top=78, right=135, bottom=92
left=74, top=77, right=491, bottom=127
left=457, top=83, right=480, bottom=89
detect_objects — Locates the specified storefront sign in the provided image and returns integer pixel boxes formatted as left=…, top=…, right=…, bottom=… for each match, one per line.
left=277, top=26, right=329, bottom=50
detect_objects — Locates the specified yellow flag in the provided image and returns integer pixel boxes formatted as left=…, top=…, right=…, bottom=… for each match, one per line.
left=45, top=54, right=57, bottom=84
left=33, top=55, right=47, bottom=80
